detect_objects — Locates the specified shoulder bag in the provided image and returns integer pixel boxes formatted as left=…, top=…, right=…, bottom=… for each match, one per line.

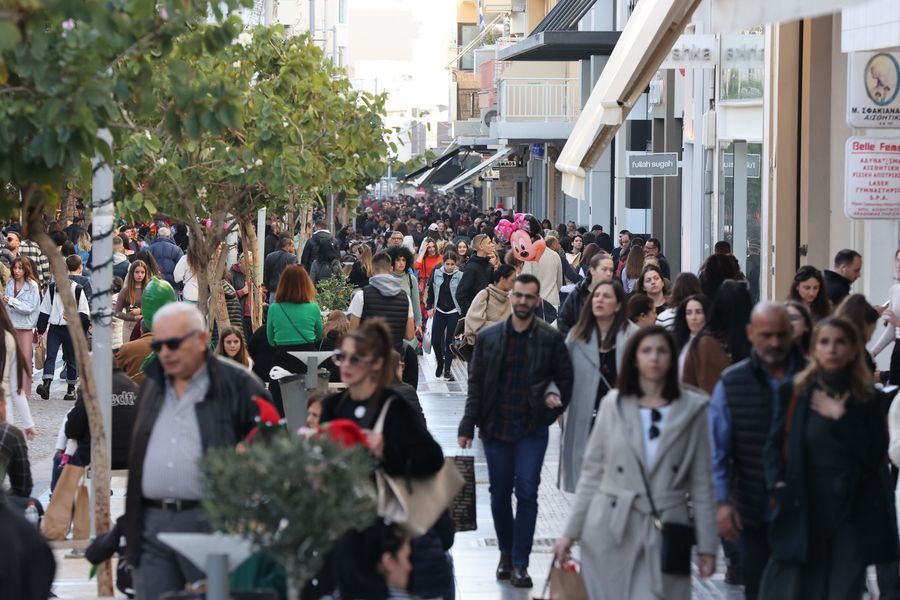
left=635, top=458, right=695, bottom=576
left=373, top=397, right=465, bottom=536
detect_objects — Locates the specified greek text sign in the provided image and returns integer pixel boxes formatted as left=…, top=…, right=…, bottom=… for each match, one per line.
left=626, top=152, right=679, bottom=178
left=844, top=137, right=900, bottom=219
left=848, top=52, right=900, bottom=129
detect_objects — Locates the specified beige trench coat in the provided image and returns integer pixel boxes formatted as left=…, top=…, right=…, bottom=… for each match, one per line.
left=563, top=387, right=717, bottom=600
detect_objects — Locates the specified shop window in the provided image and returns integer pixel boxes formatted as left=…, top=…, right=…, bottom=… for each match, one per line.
left=720, top=68, right=763, bottom=102
left=719, top=141, right=762, bottom=302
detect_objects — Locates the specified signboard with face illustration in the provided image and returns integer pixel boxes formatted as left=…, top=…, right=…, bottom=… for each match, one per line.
left=848, top=51, right=900, bottom=129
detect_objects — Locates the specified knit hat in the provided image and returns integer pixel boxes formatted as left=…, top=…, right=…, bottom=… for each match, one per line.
left=244, top=396, right=287, bottom=442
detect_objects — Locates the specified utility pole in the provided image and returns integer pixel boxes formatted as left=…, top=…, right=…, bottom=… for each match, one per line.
left=309, top=0, right=315, bottom=38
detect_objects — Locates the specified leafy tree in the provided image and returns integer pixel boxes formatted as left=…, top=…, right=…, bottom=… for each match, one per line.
left=0, top=0, right=250, bottom=593
left=116, top=27, right=391, bottom=330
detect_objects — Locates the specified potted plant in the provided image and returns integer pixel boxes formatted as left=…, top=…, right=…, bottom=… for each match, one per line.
left=315, top=273, right=355, bottom=312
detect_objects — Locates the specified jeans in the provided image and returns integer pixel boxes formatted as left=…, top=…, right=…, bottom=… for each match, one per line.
left=43, top=324, right=77, bottom=384
left=482, top=427, right=549, bottom=568
left=431, top=310, right=460, bottom=371
left=738, top=526, right=770, bottom=600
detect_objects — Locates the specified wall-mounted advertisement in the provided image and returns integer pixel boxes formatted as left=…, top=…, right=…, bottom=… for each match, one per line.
left=848, top=51, right=900, bottom=129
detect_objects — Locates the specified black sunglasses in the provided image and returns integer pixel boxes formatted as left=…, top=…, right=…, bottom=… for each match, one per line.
left=332, top=350, right=372, bottom=368
left=648, top=408, right=662, bottom=440
left=150, top=330, right=199, bottom=352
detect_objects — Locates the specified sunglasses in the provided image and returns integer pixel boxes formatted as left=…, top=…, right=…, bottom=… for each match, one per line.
left=332, top=350, right=373, bottom=368
left=648, top=408, right=662, bottom=440
left=150, top=330, right=199, bottom=352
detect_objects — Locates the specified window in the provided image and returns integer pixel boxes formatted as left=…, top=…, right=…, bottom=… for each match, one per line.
left=339, top=0, right=348, bottom=24
left=720, top=68, right=763, bottom=102
left=458, top=24, right=479, bottom=71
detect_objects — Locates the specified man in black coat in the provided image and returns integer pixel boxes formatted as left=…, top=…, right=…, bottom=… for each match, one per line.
left=823, top=248, right=862, bottom=307
left=456, top=233, right=495, bottom=316
left=458, top=275, right=573, bottom=588
left=300, top=220, right=334, bottom=271
left=263, top=235, right=297, bottom=302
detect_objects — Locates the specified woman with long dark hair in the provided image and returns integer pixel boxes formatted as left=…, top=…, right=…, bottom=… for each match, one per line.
left=114, top=259, right=148, bottom=342
left=173, top=241, right=202, bottom=303
left=761, top=317, right=898, bottom=598
left=634, top=264, right=669, bottom=318
left=554, top=326, right=717, bottom=598
left=788, top=265, right=831, bottom=322
left=215, top=325, right=251, bottom=368
left=621, top=242, right=645, bottom=294
left=682, top=280, right=753, bottom=393
left=3, top=257, right=39, bottom=397
left=784, top=300, right=813, bottom=357
left=656, top=272, right=702, bottom=330
left=559, top=280, right=638, bottom=492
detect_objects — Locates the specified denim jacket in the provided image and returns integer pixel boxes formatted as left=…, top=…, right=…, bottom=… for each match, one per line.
left=4, top=279, right=40, bottom=329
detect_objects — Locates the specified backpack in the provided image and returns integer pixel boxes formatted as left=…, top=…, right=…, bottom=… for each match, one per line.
left=45, top=282, right=91, bottom=333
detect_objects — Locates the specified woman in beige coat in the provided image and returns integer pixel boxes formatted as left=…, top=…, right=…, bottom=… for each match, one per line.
left=554, top=326, right=717, bottom=599
left=463, top=265, right=515, bottom=345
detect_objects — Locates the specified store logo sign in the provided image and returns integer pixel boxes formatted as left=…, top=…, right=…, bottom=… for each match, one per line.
left=848, top=51, right=900, bottom=129
left=660, top=34, right=764, bottom=70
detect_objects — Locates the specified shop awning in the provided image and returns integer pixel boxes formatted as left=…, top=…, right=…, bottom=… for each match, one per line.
left=438, top=147, right=513, bottom=193
left=402, top=143, right=460, bottom=183
left=555, top=0, right=702, bottom=199
left=498, top=30, right=620, bottom=62
left=532, top=0, right=598, bottom=33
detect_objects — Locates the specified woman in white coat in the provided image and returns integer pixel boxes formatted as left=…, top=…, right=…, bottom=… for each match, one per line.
left=559, top=279, right=637, bottom=492
left=554, top=326, right=717, bottom=600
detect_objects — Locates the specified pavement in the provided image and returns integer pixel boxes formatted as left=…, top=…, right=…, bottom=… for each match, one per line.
left=35, top=354, right=749, bottom=599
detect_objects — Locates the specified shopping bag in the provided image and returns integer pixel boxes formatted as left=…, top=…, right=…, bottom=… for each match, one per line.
left=422, top=315, right=433, bottom=354
left=33, top=332, right=45, bottom=371
left=449, top=455, right=477, bottom=531
left=72, top=479, right=91, bottom=539
left=374, top=399, right=464, bottom=536
left=536, top=559, right=588, bottom=600
left=42, top=464, right=86, bottom=540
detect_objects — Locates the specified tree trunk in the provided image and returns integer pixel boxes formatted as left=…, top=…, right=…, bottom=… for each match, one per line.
left=207, top=249, right=231, bottom=338
left=30, top=228, right=114, bottom=596
left=239, top=218, right=263, bottom=331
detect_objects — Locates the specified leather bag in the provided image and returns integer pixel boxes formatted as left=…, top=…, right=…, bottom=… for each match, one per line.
left=374, top=397, right=465, bottom=536
left=636, top=459, right=695, bottom=575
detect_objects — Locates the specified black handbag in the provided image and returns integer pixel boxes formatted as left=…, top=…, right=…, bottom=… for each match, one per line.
left=636, top=460, right=695, bottom=576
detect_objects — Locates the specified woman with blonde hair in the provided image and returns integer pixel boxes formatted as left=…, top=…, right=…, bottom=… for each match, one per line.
left=348, top=243, right=373, bottom=288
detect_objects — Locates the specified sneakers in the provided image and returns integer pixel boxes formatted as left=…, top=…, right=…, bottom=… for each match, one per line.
left=36, top=380, right=50, bottom=400
left=435, top=363, right=443, bottom=378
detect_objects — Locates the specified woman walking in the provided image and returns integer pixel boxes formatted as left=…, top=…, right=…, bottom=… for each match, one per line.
left=554, top=326, right=717, bottom=599
left=682, top=280, right=753, bottom=394
left=656, top=272, right=702, bottom=330
left=464, top=265, right=514, bottom=345
left=761, top=317, right=899, bottom=598
left=872, top=249, right=900, bottom=384
left=114, top=259, right=148, bottom=342
left=634, top=264, right=669, bottom=318
left=348, top=243, right=373, bottom=288
left=672, top=294, right=710, bottom=377
left=788, top=265, right=831, bottom=322
left=559, top=280, right=637, bottom=492
left=425, top=250, right=463, bottom=381
left=173, top=243, right=201, bottom=304
left=215, top=325, right=252, bottom=368
left=3, top=257, right=39, bottom=396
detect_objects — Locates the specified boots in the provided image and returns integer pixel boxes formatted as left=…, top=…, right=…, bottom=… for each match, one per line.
left=63, top=384, right=76, bottom=402
left=36, top=380, right=51, bottom=400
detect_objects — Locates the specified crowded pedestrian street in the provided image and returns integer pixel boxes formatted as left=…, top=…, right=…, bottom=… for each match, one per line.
left=5, top=0, right=900, bottom=599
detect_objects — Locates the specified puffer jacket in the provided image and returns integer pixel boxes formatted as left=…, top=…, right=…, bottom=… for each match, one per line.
left=459, top=316, right=574, bottom=440
left=123, top=354, right=270, bottom=564
left=148, top=237, right=184, bottom=286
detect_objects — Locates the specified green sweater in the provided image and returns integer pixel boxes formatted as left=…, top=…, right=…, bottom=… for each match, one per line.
left=266, top=302, right=323, bottom=347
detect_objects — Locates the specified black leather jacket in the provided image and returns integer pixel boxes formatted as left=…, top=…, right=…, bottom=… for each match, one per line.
left=123, top=354, right=270, bottom=564
left=459, top=317, right=573, bottom=440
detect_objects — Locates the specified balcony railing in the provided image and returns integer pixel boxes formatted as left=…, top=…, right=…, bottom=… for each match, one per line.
left=498, top=78, right=581, bottom=122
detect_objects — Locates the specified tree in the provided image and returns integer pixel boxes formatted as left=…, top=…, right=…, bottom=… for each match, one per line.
left=0, top=0, right=250, bottom=594
left=202, top=432, right=377, bottom=600
left=116, top=26, right=391, bottom=332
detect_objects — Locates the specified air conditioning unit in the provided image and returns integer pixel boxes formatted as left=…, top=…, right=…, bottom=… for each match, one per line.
left=481, top=108, right=499, bottom=127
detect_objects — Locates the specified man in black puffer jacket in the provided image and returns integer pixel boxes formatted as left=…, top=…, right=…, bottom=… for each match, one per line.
left=456, top=233, right=495, bottom=316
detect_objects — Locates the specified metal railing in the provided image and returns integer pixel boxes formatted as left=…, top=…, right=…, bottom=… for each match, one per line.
left=498, top=78, right=581, bottom=122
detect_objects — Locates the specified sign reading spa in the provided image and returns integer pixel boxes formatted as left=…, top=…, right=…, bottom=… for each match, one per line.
left=845, top=137, right=900, bottom=219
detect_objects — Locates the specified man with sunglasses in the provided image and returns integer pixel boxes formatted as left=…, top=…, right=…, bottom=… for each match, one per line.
left=458, top=274, right=573, bottom=588
left=123, top=302, right=270, bottom=600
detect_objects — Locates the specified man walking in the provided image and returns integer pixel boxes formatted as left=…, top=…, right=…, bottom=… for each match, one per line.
left=124, top=303, right=269, bottom=600
left=611, top=229, right=631, bottom=266
left=643, top=237, right=670, bottom=279
left=458, top=274, right=573, bottom=588
left=149, top=226, right=184, bottom=287
left=823, top=249, right=862, bottom=307
left=300, top=220, right=334, bottom=271
left=456, top=233, right=495, bottom=316
left=35, top=272, right=90, bottom=401
left=263, top=236, right=297, bottom=302
left=348, top=251, right=416, bottom=386
left=709, top=302, right=805, bottom=599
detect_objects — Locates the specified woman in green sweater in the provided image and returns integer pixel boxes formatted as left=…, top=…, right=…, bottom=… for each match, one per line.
left=266, top=264, right=323, bottom=414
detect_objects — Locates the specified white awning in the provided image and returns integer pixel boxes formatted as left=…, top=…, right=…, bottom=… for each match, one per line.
left=557, top=0, right=869, bottom=199
left=439, top=147, right=513, bottom=193
left=555, top=0, right=702, bottom=200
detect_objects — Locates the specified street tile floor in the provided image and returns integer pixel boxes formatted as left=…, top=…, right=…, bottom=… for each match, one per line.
left=420, top=353, right=744, bottom=600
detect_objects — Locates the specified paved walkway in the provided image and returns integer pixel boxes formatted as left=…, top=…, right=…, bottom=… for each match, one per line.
left=419, top=353, right=744, bottom=600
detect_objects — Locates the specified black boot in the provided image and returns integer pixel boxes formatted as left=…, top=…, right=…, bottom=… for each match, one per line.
left=435, top=363, right=443, bottom=378
left=510, top=565, right=533, bottom=588
left=63, top=384, right=76, bottom=402
left=36, top=380, right=51, bottom=400
left=495, top=555, right=512, bottom=580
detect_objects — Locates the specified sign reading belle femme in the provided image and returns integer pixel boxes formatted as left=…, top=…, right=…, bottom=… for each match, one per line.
left=845, top=137, right=900, bottom=219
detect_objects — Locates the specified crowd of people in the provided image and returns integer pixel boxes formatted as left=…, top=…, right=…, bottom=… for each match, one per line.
left=2, top=195, right=900, bottom=600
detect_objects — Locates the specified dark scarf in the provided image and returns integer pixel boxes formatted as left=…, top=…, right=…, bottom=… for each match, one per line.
left=816, top=368, right=852, bottom=398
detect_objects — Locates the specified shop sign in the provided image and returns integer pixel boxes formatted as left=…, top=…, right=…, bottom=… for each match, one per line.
left=844, top=137, right=900, bottom=219
left=496, top=159, right=520, bottom=168
left=491, top=180, right=516, bottom=196
left=626, top=152, right=679, bottom=178
left=660, top=34, right=764, bottom=70
left=848, top=52, right=900, bottom=129
left=480, top=167, right=500, bottom=181
left=723, top=153, right=761, bottom=178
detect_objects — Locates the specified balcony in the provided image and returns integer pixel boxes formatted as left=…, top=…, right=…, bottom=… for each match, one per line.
left=490, top=77, right=581, bottom=141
